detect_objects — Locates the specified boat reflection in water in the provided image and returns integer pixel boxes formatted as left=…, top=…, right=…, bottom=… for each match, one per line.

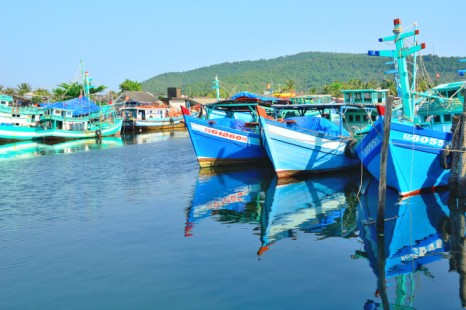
left=355, top=178, right=453, bottom=309
left=0, top=137, right=124, bottom=160
left=185, top=166, right=273, bottom=237
left=258, top=172, right=362, bottom=256
left=121, top=129, right=189, bottom=145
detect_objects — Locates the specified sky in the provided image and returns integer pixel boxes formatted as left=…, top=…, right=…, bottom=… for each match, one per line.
left=2, top=0, right=465, bottom=93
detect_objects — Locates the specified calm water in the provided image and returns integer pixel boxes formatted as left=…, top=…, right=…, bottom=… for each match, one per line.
left=0, top=130, right=463, bottom=309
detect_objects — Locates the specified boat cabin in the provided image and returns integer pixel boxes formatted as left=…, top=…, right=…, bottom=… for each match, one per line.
left=341, top=89, right=387, bottom=105
left=41, top=107, right=88, bottom=131
left=289, top=94, right=333, bottom=105
left=0, top=94, right=13, bottom=106
left=416, top=81, right=465, bottom=130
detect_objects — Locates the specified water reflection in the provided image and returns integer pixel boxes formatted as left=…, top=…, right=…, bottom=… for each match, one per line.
left=185, top=166, right=273, bottom=237
left=258, top=172, right=361, bottom=256
left=356, top=178, right=451, bottom=309
left=121, top=129, right=189, bottom=145
left=0, top=137, right=124, bottom=160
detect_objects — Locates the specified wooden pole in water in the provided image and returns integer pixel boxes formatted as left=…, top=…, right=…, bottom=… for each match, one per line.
left=458, top=87, right=466, bottom=180
left=376, top=95, right=393, bottom=310
left=450, top=86, right=466, bottom=185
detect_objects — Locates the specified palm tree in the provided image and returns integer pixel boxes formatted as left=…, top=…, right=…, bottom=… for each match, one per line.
left=4, top=88, right=16, bottom=95
left=283, top=79, right=296, bottom=92
left=34, top=88, right=51, bottom=97
left=16, top=83, right=32, bottom=96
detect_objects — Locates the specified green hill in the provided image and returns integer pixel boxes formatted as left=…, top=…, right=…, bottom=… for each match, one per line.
left=141, top=51, right=464, bottom=97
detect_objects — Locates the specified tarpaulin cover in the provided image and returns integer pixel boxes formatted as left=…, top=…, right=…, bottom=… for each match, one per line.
left=41, top=97, right=100, bottom=116
left=214, top=118, right=247, bottom=131
left=230, top=91, right=280, bottom=103
left=285, top=116, right=350, bottom=137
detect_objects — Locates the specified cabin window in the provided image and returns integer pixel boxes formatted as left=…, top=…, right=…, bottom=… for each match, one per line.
left=444, top=114, right=451, bottom=122
left=355, top=115, right=361, bottom=122
left=434, top=115, right=441, bottom=123
left=345, top=94, right=351, bottom=102
left=364, top=93, right=371, bottom=102
left=355, top=93, right=362, bottom=102
left=371, top=115, right=377, bottom=121
left=447, top=90, right=456, bottom=98
left=348, top=115, right=354, bottom=122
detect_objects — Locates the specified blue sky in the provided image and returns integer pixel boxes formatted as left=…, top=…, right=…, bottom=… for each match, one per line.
left=2, top=0, right=465, bottom=92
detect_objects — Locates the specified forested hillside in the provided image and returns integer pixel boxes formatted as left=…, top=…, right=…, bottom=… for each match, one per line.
left=141, top=51, right=464, bottom=97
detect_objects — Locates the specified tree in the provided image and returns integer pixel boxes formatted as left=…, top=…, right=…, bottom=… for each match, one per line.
left=34, top=88, right=51, bottom=97
left=119, top=79, right=142, bottom=92
left=283, top=79, right=296, bottom=92
left=52, top=82, right=106, bottom=101
left=4, top=88, right=16, bottom=95
left=16, top=82, right=32, bottom=96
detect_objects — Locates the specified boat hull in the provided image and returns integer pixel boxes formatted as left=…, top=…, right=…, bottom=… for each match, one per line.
left=122, top=117, right=186, bottom=131
left=0, top=119, right=123, bottom=141
left=355, top=117, right=451, bottom=196
left=259, top=117, right=360, bottom=178
left=183, top=114, right=268, bottom=168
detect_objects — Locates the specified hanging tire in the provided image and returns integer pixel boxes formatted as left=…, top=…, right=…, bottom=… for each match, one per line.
left=344, top=139, right=358, bottom=158
left=440, top=148, right=451, bottom=169
left=169, top=118, right=174, bottom=125
left=95, top=129, right=102, bottom=138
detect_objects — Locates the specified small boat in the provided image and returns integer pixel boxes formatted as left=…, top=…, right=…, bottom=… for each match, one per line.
left=0, top=94, right=46, bottom=141
left=256, top=103, right=361, bottom=178
left=181, top=91, right=280, bottom=168
left=355, top=18, right=462, bottom=196
left=120, top=104, right=189, bottom=132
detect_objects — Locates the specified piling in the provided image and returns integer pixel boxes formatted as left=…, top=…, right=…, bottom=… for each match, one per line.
left=450, top=86, right=466, bottom=182
left=376, top=95, right=393, bottom=310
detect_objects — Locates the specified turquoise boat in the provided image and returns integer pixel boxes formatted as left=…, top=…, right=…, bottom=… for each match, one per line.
left=0, top=71, right=122, bottom=141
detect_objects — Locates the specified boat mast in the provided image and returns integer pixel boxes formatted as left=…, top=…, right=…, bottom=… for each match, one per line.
left=81, top=60, right=91, bottom=99
left=368, top=18, right=425, bottom=121
left=411, top=22, right=417, bottom=93
left=212, top=75, right=220, bottom=101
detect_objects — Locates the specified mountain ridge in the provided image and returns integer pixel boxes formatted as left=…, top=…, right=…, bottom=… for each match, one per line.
left=141, top=51, right=464, bottom=97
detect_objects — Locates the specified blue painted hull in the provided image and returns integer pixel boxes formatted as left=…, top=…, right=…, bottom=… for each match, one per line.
left=356, top=117, right=452, bottom=196
left=183, top=114, right=268, bottom=168
left=259, top=116, right=360, bottom=178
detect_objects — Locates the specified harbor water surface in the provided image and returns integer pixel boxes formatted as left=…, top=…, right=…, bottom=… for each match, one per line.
left=0, top=131, right=463, bottom=309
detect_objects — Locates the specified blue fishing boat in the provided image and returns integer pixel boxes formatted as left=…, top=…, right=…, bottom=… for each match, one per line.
left=181, top=91, right=280, bottom=168
left=256, top=103, right=361, bottom=178
left=258, top=172, right=361, bottom=256
left=355, top=18, right=461, bottom=196
left=185, top=167, right=272, bottom=237
left=355, top=178, right=450, bottom=308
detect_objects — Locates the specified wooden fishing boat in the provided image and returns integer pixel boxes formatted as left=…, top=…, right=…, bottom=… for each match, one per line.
left=256, top=102, right=361, bottom=178
left=120, top=105, right=188, bottom=131
left=39, top=97, right=122, bottom=141
left=0, top=71, right=122, bottom=141
left=355, top=18, right=463, bottom=196
left=181, top=91, right=280, bottom=168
